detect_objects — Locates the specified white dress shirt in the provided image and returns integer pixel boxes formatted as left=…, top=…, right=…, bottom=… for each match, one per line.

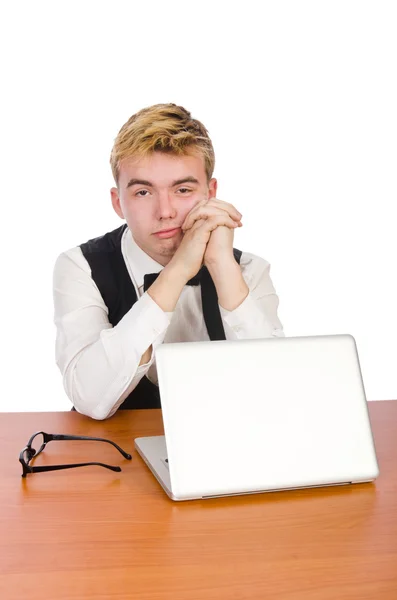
left=53, top=227, right=284, bottom=419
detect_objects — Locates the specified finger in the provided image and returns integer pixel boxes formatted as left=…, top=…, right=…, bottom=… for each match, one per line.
left=183, top=198, right=208, bottom=221
left=190, top=217, right=207, bottom=231
left=199, top=199, right=242, bottom=221
left=204, top=198, right=242, bottom=220
left=185, top=215, right=242, bottom=232
left=182, top=199, right=242, bottom=230
left=197, top=214, right=239, bottom=233
left=182, top=206, right=237, bottom=232
left=182, top=206, right=224, bottom=231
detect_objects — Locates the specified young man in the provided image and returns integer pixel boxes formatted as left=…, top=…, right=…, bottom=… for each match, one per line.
left=53, top=103, right=284, bottom=419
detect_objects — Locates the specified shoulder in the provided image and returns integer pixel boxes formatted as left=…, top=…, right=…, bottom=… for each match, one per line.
left=53, top=245, right=91, bottom=285
left=80, top=224, right=128, bottom=255
left=54, top=224, right=128, bottom=279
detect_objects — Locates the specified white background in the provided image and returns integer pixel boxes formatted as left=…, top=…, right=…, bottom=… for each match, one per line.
left=1, top=1, right=396, bottom=412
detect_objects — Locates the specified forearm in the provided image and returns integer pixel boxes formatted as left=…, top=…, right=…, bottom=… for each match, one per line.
left=54, top=248, right=178, bottom=420
left=136, top=265, right=188, bottom=369
left=58, top=293, right=171, bottom=419
left=66, top=343, right=152, bottom=419
left=146, top=263, right=188, bottom=312
left=206, top=258, right=249, bottom=311
left=214, top=253, right=285, bottom=340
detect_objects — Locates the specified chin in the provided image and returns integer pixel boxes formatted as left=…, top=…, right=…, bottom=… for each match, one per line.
left=158, top=238, right=180, bottom=251
left=156, top=237, right=180, bottom=255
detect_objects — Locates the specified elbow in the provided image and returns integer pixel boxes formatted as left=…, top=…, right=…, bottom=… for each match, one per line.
left=72, top=399, right=115, bottom=421
left=64, top=367, right=117, bottom=421
left=62, top=350, right=143, bottom=420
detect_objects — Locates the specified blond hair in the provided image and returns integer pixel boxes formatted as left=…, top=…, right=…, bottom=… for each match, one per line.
left=110, top=103, right=215, bottom=185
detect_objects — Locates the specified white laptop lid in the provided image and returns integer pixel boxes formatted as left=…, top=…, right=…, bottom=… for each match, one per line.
left=155, top=334, right=379, bottom=500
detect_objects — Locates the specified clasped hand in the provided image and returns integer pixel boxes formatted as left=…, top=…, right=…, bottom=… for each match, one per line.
left=181, top=198, right=242, bottom=267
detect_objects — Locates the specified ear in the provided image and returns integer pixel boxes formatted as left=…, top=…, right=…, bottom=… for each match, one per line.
left=110, top=187, right=125, bottom=219
left=208, top=178, right=218, bottom=199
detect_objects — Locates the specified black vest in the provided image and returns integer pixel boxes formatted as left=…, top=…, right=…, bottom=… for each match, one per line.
left=78, top=224, right=242, bottom=410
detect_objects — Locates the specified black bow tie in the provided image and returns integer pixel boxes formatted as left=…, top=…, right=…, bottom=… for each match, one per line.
left=143, top=267, right=204, bottom=292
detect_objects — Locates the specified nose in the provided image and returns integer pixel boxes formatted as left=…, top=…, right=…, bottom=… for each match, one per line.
left=156, top=191, right=177, bottom=221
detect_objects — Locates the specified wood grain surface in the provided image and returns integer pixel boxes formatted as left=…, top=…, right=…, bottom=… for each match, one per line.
left=0, top=401, right=396, bottom=599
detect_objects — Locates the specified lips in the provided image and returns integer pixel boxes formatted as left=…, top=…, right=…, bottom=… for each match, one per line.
left=154, top=227, right=181, bottom=239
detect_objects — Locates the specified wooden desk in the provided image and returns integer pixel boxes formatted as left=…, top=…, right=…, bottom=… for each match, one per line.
left=0, top=401, right=396, bottom=600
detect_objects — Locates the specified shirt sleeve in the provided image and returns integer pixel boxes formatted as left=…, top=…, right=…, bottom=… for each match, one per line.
left=53, top=247, right=171, bottom=420
left=219, top=252, right=285, bottom=340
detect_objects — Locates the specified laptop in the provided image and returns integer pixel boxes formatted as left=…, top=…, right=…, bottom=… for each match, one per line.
left=134, top=334, right=379, bottom=501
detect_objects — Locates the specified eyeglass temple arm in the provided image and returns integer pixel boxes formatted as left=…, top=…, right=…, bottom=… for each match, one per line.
left=44, top=434, right=132, bottom=459
left=26, top=462, right=122, bottom=474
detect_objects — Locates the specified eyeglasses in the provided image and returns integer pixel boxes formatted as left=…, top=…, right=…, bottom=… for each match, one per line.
left=19, top=431, right=132, bottom=477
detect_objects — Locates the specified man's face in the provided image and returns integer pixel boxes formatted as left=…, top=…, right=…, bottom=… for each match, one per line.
left=111, top=151, right=217, bottom=265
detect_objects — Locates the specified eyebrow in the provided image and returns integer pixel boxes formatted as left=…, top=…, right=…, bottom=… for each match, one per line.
left=126, top=176, right=200, bottom=189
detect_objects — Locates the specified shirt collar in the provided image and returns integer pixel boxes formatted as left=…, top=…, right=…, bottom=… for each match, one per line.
left=122, top=227, right=164, bottom=290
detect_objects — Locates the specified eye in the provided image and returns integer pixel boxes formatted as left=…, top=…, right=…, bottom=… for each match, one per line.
left=135, top=190, right=150, bottom=197
left=178, top=188, right=192, bottom=194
